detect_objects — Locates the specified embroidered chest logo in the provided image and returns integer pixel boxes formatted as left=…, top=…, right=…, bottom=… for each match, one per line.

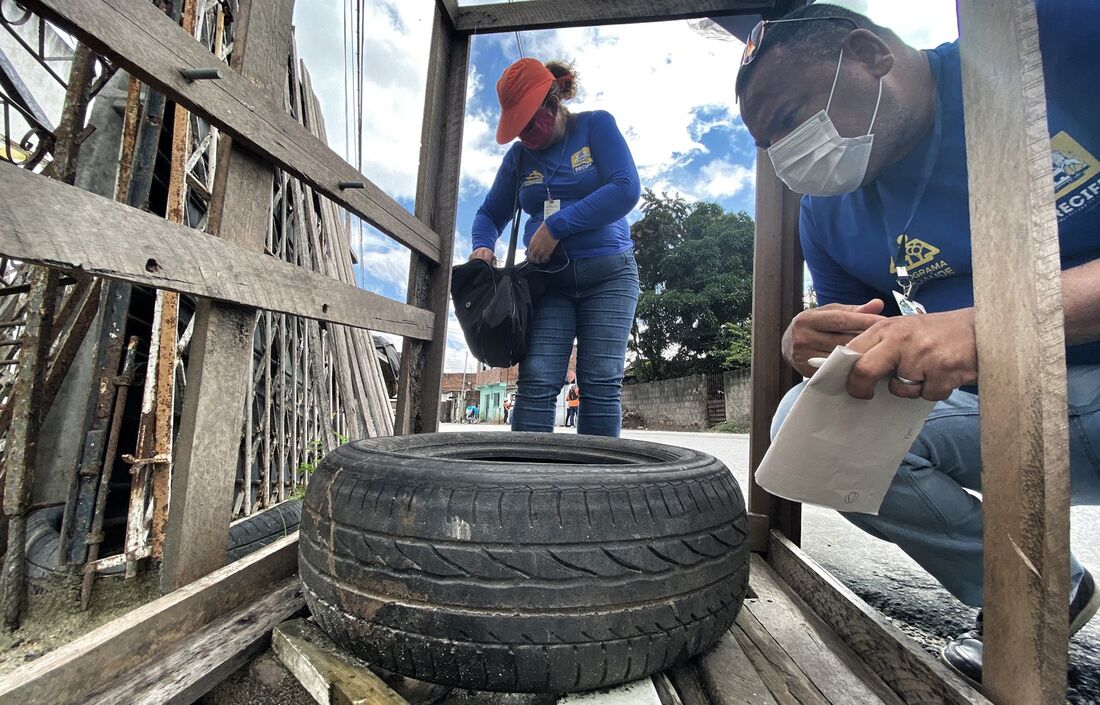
left=889, top=235, right=955, bottom=281
left=522, top=170, right=545, bottom=187
left=571, top=146, right=594, bottom=173
left=1051, top=131, right=1100, bottom=222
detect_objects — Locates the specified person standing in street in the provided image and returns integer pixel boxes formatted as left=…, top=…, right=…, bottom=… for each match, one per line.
left=565, top=384, right=580, bottom=427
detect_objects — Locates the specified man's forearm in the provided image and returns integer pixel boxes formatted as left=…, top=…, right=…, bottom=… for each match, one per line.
left=1062, top=259, right=1100, bottom=345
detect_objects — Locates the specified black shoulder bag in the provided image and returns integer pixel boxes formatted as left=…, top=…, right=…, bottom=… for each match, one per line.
left=450, top=174, right=548, bottom=368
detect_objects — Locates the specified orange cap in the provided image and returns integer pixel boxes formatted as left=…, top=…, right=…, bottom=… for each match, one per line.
left=495, top=58, right=554, bottom=144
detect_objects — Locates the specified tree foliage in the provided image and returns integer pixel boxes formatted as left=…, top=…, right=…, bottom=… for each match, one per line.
left=629, top=190, right=754, bottom=382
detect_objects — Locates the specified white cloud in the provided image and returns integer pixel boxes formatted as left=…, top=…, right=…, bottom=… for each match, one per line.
left=696, top=159, right=755, bottom=199
left=295, top=1, right=434, bottom=201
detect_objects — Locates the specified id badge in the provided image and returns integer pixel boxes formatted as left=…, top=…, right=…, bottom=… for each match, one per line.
left=543, top=199, right=560, bottom=219
left=893, top=290, right=926, bottom=316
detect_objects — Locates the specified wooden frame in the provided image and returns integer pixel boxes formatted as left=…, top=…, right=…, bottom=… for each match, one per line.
left=454, top=0, right=779, bottom=33
left=958, top=1, right=1070, bottom=701
left=0, top=0, right=1073, bottom=702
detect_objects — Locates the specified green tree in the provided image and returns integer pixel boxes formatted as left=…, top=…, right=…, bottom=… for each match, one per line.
left=629, top=190, right=754, bottom=381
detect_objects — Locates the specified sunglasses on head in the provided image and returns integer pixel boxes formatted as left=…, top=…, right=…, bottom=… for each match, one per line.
left=741, top=15, right=859, bottom=66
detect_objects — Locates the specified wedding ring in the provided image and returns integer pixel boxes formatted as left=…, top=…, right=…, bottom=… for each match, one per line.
left=893, top=374, right=924, bottom=386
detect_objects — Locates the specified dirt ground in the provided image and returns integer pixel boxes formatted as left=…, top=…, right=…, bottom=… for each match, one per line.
left=0, top=570, right=160, bottom=677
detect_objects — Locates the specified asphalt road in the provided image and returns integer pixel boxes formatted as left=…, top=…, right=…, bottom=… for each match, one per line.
left=439, top=423, right=1100, bottom=702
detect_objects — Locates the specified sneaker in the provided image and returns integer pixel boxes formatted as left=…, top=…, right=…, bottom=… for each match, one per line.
left=941, top=568, right=1100, bottom=684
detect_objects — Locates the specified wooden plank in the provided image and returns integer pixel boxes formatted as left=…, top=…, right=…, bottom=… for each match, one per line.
left=0, top=162, right=434, bottom=339
left=746, top=554, right=901, bottom=705
left=666, top=666, right=712, bottom=705
left=957, top=1, right=1070, bottom=702
left=395, top=4, right=468, bottom=434
left=23, top=0, right=441, bottom=262
left=767, top=532, right=990, bottom=705
left=272, top=618, right=411, bottom=705
left=748, top=146, right=803, bottom=544
left=0, top=533, right=298, bottom=705
left=731, top=611, right=831, bottom=705
left=696, top=630, right=779, bottom=705
left=558, top=678, right=664, bottom=705
left=86, top=578, right=304, bottom=705
left=161, top=0, right=288, bottom=590
left=455, top=0, right=776, bottom=33
left=746, top=512, right=770, bottom=554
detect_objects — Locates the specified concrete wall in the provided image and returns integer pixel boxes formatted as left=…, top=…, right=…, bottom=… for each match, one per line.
left=621, top=375, right=709, bottom=429
left=722, top=369, right=752, bottom=429
left=621, top=370, right=752, bottom=430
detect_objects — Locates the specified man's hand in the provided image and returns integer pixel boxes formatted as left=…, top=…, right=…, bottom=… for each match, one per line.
left=845, top=307, right=978, bottom=401
left=527, top=222, right=558, bottom=264
left=469, top=247, right=494, bottom=264
left=782, top=299, right=886, bottom=377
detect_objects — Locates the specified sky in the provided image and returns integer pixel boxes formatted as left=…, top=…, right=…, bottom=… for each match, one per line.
left=292, top=0, right=962, bottom=374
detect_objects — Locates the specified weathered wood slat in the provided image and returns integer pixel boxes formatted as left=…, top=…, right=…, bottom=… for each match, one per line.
left=456, top=0, right=776, bottom=33
left=746, top=555, right=901, bottom=705
left=696, top=629, right=779, bottom=705
left=767, top=532, right=990, bottom=705
left=731, top=610, right=831, bottom=705
left=748, top=147, right=803, bottom=543
left=22, top=0, right=442, bottom=262
left=161, top=0, right=291, bottom=591
left=0, top=533, right=298, bottom=705
left=396, top=4, right=468, bottom=434
left=0, top=162, right=434, bottom=339
left=272, top=619, right=411, bottom=705
left=957, top=1, right=1070, bottom=702
left=86, top=578, right=304, bottom=705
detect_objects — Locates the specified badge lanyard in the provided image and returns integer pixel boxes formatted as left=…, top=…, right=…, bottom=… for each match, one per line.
left=540, top=124, right=571, bottom=219
left=866, top=53, right=942, bottom=309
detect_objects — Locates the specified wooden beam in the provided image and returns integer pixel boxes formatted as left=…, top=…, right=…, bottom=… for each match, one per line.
left=0, top=162, right=434, bottom=339
left=746, top=555, right=903, bottom=705
left=22, top=0, right=442, bottom=263
left=957, top=1, right=1070, bottom=701
left=84, top=579, right=304, bottom=705
left=162, top=0, right=293, bottom=591
left=748, top=148, right=803, bottom=544
left=272, top=619, right=411, bottom=705
left=767, top=532, right=990, bottom=705
left=0, top=534, right=298, bottom=705
left=396, top=5, right=468, bottom=434
left=456, top=0, right=776, bottom=33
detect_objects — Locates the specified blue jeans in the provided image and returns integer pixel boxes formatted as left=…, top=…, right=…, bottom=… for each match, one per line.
left=772, top=365, right=1100, bottom=607
left=511, top=252, right=639, bottom=437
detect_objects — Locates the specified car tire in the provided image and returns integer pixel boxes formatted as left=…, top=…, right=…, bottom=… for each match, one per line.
left=299, top=432, right=748, bottom=693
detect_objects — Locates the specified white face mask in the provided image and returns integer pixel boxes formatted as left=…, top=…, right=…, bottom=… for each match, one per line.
left=767, top=49, right=883, bottom=197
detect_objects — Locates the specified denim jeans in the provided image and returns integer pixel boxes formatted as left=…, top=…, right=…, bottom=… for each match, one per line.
left=772, top=365, right=1100, bottom=607
left=511, top=252, right=640, bottom=437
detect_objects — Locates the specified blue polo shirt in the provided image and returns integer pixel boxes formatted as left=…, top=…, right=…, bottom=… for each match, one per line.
left=471, top=110, right=641, bottom=260
left=800, top=0, right=1100, bottom=366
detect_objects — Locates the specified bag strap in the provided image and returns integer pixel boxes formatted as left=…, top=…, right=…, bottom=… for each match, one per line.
left=505, top=161, right=522, bottom=268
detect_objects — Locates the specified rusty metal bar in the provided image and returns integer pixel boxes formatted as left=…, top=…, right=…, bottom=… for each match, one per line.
left=80, top=336, right=138, bottom=610
left=0, top=267, right=59, bottom=628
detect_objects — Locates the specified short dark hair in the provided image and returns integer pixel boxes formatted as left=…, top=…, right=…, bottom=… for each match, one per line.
left=735, top=4, right=888, bottom=100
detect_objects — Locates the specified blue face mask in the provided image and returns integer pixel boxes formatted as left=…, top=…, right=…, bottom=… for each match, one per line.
left=767, top=49, right=883, bottom=196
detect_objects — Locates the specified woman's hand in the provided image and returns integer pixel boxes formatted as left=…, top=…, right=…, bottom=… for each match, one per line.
left=469, top=247, right=495, bottom=264
left=527, top=223, right=558, bottom=264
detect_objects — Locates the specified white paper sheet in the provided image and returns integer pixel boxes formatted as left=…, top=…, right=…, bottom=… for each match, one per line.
left=755, top=346, right=936, bottom=514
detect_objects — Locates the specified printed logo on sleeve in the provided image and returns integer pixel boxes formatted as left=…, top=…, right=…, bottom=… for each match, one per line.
left=1051, top=131, right=1100, bottom=222
left=570, top=146, right=594, bottom=173
left=522, top=170, right=545, bottom=187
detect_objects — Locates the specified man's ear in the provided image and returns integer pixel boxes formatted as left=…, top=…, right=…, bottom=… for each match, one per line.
left=842, top=28, right=894, bottom=79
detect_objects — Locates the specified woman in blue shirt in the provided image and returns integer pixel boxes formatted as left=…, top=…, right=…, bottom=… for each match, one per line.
left=470, top=58, right=641, bottom=437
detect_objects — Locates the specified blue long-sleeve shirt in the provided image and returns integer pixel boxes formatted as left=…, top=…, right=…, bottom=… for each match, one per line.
left=471, top=110, right=641, bottom=260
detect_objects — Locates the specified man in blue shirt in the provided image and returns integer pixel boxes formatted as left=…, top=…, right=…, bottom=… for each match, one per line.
left=736, top=2, right=1100, bottom=683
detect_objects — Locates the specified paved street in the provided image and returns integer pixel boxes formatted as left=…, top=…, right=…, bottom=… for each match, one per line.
left=439, top=423, right=1100, bottom=702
